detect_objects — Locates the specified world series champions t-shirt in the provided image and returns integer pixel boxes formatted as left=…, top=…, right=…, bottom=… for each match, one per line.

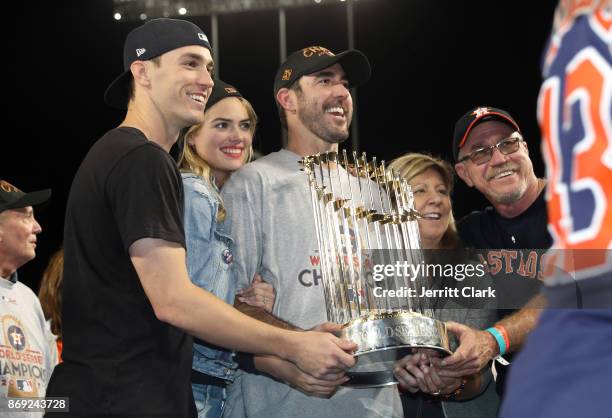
left=45, top=127, right=194, bottom=417
left=1, top=272, right=57, bottom=418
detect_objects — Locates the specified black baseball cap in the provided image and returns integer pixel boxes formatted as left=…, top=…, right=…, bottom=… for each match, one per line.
left=207, top=79, right=243, bottom=110
left=104, top=18, right=212, bottom=109
left=0, top=180, right=51, bottom=213
left=452, top=106, right=521, bottom=161
left=273, top=46, right=371, bottom=97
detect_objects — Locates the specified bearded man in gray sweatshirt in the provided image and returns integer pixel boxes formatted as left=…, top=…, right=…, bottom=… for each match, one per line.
left=222, top=46, right=403, bottom=418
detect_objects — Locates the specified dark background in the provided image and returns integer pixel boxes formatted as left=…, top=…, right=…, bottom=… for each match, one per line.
left=9, top=0, right=557, bottom=290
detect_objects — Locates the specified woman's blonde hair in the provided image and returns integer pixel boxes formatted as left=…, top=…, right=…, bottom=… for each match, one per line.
left=38, top=249, right=64, bottom=338
left=178, top=97, right=257, bottom=222
left=388, top=153, right=461, bottom=249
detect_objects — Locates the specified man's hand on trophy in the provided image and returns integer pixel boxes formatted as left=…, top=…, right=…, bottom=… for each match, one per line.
left=286, top=331, right=357, bottom=379
left=306, top=323, right=349, bottom=374
left=436, top=321, right=498, bottom=378
left=236, top=274, right=276, bottom=312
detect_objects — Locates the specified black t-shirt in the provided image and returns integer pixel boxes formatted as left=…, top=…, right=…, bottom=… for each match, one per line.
left=458, top=191, right=551, bottom=309
left=46, top=127, right=194, bottom=416
left=458, top=191, right=552, bottom=394
left=458, top=190, right=551, bottom=251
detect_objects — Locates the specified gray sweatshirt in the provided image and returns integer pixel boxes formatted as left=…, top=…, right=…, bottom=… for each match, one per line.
left=221, top=149, right=403, bottom=418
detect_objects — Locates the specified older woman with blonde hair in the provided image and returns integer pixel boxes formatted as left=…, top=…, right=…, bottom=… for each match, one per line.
left=390, top=153, right=461, bottom=250
left=389, top=152, right=499, bottom=418
left=179, top=80, right=275, bottom=418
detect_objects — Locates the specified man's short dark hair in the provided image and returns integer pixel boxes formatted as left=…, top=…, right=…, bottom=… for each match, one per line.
left=278, top=81, right=303, bottom=131
left=127, top=56, right=163, bottom=104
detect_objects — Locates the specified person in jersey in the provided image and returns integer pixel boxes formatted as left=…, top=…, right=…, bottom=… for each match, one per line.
left=500, top=1, right=612, bottom=417
left=435, top=106, right=550, bottom=396
left=45, top=19, right=356, bottom=416
left=0, top=180, right=57, bottom=417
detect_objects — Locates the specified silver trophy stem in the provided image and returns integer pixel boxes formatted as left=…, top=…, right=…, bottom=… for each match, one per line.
left=332, top=152, right=361, bottom=319
left=319, top=160, right=343, bottom=322
left=307, top=159, right=337, bottom=323
left=311, top=155, right=340, bottom=322
left=341, top=149, right=370, bottom=314
left=311, top=155, right=345, bottom=323
left=389, top=168, right=416, bottom=313
left=364, top=154, right=392, bottom=313
left=325, top=157, right=353, bottom=323
left=380, top=161, right=411, bottom=312
left=390, top=169, right=421, bottom=314
left=352, top=151, right=379, bottom=313
left=373, top=156, right=398, bottom=312
left=398, top=177, right=433, bottom=318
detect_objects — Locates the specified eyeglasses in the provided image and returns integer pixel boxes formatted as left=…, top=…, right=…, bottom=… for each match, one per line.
left=458, top=132, right=524, bottom=165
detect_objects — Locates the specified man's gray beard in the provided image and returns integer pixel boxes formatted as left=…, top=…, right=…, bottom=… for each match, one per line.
left=493, top=185, right=526, bottom=204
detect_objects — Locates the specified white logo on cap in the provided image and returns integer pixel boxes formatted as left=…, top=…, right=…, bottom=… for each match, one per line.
left=472, top=107, right=490, bottom=118
left=136, top=48, right=146, bottom=57
left=198, top=33, right=209, bottom=42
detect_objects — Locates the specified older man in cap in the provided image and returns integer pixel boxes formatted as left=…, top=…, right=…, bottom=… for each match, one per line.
left=0, top=180, right=57, bottom=417
left=433, top=106, right=549, bottom=396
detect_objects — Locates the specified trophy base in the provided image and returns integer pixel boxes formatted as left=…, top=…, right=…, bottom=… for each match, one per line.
left=340, top=311, right=455, bottom=388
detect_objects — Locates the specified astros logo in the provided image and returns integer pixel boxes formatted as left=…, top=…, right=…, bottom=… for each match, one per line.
left=471, top=107, right=490, bottom=118
left=7, top=325, right=26, bottom=351
left=2, top=316, right=29, bottom=351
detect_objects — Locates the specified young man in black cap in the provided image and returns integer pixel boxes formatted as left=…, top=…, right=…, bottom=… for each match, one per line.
left=221, top=46, right=403, bottom=417
left=434, top=106, right=550, bottom=395
left=0, top=180, right=57, bottom=416
left=45, top=20, right=356, bottom=417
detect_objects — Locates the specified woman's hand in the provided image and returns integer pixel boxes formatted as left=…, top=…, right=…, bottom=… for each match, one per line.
left=394, top=351, right=462, bottom=396
left=237, top=274, right=276, bottom=312
left=394, top=352, right=427, bottom=393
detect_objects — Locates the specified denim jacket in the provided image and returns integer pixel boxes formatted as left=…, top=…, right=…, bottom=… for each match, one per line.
left=182, top=173, right=238, bottom=382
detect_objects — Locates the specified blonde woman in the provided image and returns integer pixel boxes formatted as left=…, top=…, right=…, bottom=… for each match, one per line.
left=389, top=153, right=499, bottom=418
left=179, top=80, right=274, bottom=417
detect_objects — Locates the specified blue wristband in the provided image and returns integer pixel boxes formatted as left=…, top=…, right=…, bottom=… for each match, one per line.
left=485, top=327, right=507, bottom=356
